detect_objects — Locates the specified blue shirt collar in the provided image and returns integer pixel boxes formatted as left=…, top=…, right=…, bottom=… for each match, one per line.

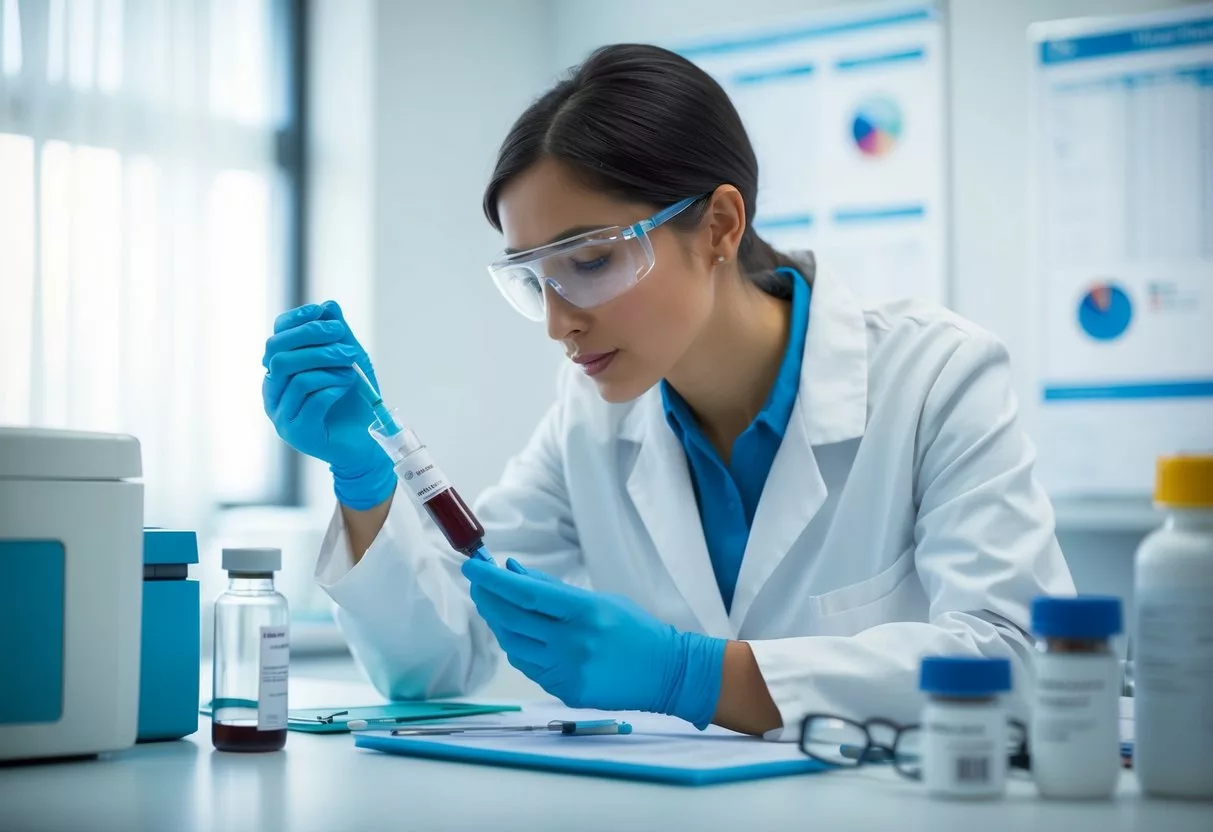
left=661, top=267, right=810, bottom=442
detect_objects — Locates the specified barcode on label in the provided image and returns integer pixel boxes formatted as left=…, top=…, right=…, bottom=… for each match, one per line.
left=955, top=757, right=989, bottom=784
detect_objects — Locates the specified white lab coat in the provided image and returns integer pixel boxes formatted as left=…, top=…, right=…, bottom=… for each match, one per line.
left=315, top=256, right=1075, bottom=739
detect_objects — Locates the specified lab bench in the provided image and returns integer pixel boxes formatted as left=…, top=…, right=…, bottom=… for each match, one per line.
left=0, top=669, right=1209, bottom=832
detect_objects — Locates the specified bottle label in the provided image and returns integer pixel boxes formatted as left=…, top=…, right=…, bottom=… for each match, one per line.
left=1136, top=590, right=1213, bottom=696
left=395, top=448, right=451, bottom=504
left=1030, top=653, right=1120, bottom=791
left=1135, top=588, right=1213, bottom=773
left=922, top=706, right=1007, bottom=797
left=258, top=624, right=290, bottom=731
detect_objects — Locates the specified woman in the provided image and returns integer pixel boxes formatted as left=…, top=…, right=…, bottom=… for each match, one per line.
left=262, top=44, right=1074, bottom=738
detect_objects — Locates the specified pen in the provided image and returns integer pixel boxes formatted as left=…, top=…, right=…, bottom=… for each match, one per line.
left=347, top=718, right=632, bottom=736
left=344, top=717, right=421, bottom=730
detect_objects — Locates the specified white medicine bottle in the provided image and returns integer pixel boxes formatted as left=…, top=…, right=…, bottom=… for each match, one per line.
left=918, top=656, right=1013, bottom=800
left=1029, top=595, right=1123, bottom=799
left=211, top=547, right=290, bottom=753
left=1133, top=455, right=1213, bottom=799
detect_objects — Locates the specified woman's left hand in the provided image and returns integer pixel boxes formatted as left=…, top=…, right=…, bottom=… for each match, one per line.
left=462, top=557, right=726, bottom=728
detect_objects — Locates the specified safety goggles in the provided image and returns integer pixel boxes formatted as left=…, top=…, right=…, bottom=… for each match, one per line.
left=487, top=195, right=704, bottom=321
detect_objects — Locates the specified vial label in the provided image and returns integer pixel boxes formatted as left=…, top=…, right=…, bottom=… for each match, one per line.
left=1031, top=653, right=1120, bottom=795
left=395, top=448, right=451, bottom=504
left=922, top=706, right=1007, bottom=798
left=258, top=624, right=290, bottom=731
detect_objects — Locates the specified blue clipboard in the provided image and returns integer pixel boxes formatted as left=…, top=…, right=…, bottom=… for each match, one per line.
left=354, top=710, right=829, bottom=786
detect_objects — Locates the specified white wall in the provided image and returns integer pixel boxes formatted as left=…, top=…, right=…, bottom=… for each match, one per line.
left=308, top=0, right=561, bottom=511
left=368, top=0, right=562, bottom=500
left=276, top=0, right=559, bottom=641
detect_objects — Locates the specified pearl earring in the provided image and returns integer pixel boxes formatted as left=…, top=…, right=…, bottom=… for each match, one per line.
left=714, top=255, right=726, bottom=264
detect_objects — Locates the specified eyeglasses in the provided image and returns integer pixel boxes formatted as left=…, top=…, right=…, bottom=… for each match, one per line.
left=486, top=195, right=705, bottom=322
left=798, top=714, right=1030, bottom=780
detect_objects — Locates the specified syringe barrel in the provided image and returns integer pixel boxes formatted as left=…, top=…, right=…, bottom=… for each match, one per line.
left=366, top=408, right=485, bottom=555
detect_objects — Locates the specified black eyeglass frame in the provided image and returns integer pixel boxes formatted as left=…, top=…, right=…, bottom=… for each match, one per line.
left=798, top=713, right=1031, bottom=780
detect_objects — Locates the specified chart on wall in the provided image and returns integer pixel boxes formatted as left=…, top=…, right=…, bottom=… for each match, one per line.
left=1031, top=4, right=1213, bottom=496
left=676, top=1, right=947, bottom=303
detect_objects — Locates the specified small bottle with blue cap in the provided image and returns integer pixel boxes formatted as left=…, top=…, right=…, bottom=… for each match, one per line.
left=1030, top=595, right=1123, bottom=799
left=212, top=547, right=290, bottom=753
left=919, top=655, right=1013, bottom=799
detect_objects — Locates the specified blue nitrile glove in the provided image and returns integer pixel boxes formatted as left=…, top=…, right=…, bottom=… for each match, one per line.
left=261, top=300, right=396, bottom=510
left=462, top=557, right=727, bottom=730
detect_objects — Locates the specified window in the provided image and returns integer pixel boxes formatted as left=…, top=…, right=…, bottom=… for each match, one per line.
left=0, top=0, right=306, bottom=523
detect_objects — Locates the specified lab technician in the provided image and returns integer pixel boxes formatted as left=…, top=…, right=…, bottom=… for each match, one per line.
left=262, top=45, right=1075, bottom=738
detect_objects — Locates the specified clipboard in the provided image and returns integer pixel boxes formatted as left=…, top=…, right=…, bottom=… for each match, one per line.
left=353, top=705, right=829, bottom=785
left=200, top=700, right=521, bottom=734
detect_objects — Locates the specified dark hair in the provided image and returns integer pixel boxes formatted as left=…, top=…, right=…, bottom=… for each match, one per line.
left=482, top=43, right=807, bottom=299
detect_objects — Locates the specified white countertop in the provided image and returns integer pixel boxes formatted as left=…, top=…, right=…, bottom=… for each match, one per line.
left=2, top=673, right=1210, bottom=832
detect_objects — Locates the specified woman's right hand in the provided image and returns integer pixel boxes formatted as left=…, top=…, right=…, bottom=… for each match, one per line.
left=262, top=300, right=396, bottom=510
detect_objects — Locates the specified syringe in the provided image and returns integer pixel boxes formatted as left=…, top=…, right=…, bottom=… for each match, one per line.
left=351, top=364, right=492, bottom=562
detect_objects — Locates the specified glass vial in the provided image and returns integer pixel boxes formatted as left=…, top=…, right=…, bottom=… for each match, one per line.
left=918, top=656, right=1012, bottom=800
left=1029, top=595, right=1123, bottom=799
left=212, top=547, right=290, bottom=753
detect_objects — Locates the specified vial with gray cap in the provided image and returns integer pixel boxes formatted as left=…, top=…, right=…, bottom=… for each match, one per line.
left=211, top=547, right=290, bottom=752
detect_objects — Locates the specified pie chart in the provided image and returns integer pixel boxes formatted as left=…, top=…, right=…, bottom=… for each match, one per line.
left=852, top=96, right=903, bottom=157
left=1078, top=283, right=1132, bottom=341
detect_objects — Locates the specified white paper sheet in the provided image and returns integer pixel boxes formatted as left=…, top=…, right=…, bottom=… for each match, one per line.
left=677, top=1, right=948, bottom=304
left=1030, top=5, right=1213, bottom=496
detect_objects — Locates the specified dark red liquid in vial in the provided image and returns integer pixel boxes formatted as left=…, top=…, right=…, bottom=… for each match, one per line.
left=212, top=721, right=287, bottom=753
left=423, top=487, right=485, bottom=556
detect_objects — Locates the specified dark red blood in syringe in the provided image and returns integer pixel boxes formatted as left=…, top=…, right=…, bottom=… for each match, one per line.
left=422, top=487, right=484, bottom=556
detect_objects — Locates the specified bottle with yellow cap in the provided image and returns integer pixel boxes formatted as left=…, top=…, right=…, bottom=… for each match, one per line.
left=1133, top=454, right=1213, bottom=799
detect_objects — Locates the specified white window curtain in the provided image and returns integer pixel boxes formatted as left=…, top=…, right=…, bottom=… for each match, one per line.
left=0, top=0, right=291, bottom=531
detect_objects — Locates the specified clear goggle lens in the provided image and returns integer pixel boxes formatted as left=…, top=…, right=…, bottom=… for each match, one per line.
left=488, top=228, right=655, bottom=322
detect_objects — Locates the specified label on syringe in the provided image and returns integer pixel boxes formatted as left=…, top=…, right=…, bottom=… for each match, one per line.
left=395, top=449, right=451, bottom=503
